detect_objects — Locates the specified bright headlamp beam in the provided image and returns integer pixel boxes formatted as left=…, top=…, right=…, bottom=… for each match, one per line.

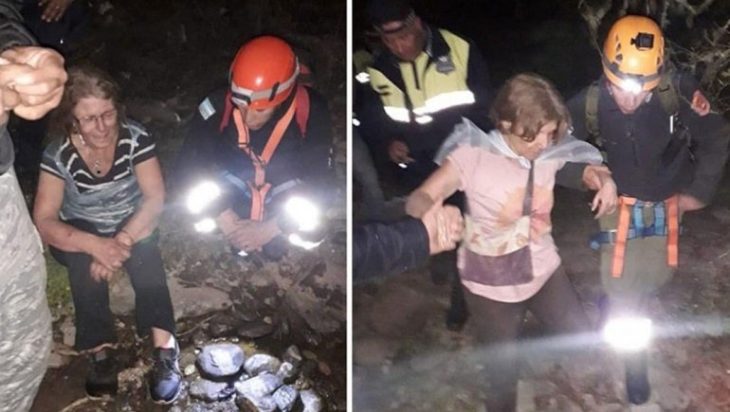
left=284, top=196, right=320, bottom=232
left=193, top=217, right=217, bottom=233
left=620, top=78, right=643, bottom=95
left=602, top=317, right=653, bottom=352
left=186, top=181, right=221, bottom=214
left=288, top=233, right=323, bottom=250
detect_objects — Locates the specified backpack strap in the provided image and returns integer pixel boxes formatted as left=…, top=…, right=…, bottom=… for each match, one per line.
left=294, top=85, right=310, bottom=138
left=655, top=69, right=680, bottom=116
left=585, top=81, right=604, bottom=158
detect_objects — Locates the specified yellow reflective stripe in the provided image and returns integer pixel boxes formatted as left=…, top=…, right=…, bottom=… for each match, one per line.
left=425, top=90, right=475, bottom=113
left=383, top=106, right=410, bottom=122
left=415, top=115, right=433, bottom=124
left=368, top=29, right=472, bottom=123
left=355, top=71, right=370, bottom=83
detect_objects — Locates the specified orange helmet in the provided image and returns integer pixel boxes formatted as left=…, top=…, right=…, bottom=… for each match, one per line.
left=602, top=15, right=664, bottom=93
left=230, top=36, right=299, bottom=109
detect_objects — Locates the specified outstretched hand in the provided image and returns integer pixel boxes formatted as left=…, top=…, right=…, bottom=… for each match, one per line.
left=0, top=46, right=66, bottom=122
left=583, top=164, right=617, bottom=218
left=422, top=203, right=464, bottom=255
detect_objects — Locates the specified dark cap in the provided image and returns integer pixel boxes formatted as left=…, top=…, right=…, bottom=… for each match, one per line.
left=367, top=0, right=415, bottom=30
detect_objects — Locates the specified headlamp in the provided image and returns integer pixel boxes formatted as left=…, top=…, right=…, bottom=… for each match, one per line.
left=279, top=195, right=325, bottom=250
left=602, top=316, right=653, bottom=352
left=187, top=181, right=222, bottom=233
left=283, top=196, right=321, bottom=233
left=193, top=217, right=217, bottom=233
left=186, top=181, right=221, bottom=214
left=620, top=78, right=643, bottom=95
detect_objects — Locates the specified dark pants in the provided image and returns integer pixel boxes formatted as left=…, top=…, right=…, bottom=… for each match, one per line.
left=50, top=220, right=176, bottom=351
left=464, top=267, right=591, bottom=412
left=353, top=130, right=387, bottom=221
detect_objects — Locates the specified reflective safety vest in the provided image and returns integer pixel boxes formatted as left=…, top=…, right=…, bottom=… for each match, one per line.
left=367, top=29, right=474, bottom=125
left=218, top=85, right=310, bottom=221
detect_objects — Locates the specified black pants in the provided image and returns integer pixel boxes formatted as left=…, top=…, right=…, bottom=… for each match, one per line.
left=50, top=220, right=176, bottom=351
left=464, top=267, right=591, bottom=412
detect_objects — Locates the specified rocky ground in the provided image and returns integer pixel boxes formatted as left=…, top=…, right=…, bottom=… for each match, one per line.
left=29, top=1, right=346, bottom=411
left=353, top=177, right=730, bottom=412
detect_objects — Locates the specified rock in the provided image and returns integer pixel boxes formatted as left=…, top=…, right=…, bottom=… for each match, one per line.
left=244, top=353, right=282, bottom=376
left=208, top=315, right=237, bottom=337
left=169, top=279, right=232, bottom=320
left=183, top=403, right=206, bottom=412
left=300, top=389, right=323, bottom=412
left=235, top=372, right=283, bottom=399
left=237, top=320, right=276, bottom=339
left=318, top=361, right=332, bottom=376
left=188, top=378, right=232, bottom=402
left=273, top=385, right=299, bottom=412
left=197, top=343, right=245, bottom=379
left=237, top=394, right=277, bottom=412
left=110, top=276, right=231, bottom=319
left=282, top=345, right=303, bottom=369
left=183, top=364, right=197, bottom=376
left=60, top=317, right=75, bottom=348
left=276, top=362, right=298, bottom=381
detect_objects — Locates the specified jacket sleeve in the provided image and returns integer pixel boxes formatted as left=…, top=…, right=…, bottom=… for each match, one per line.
left=358, top=71, right=404, bottom=155
left=298, top=88, right=333, bottom=181
left=555, top=89, right=593, bottom=190
left=174, top=90, right=236, bottom=215
left=353, top=217, right=430, bottom=282
left=464, top=39, right=493, bottom=131
left=0, top=9, right=35, bottom=176
left=678, top=74, right=730, bottom=204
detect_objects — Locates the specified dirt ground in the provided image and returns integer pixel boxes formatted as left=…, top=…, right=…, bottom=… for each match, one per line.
left=353, top=177, right=730, bottom=412
left=27, top=1, right=346, bottom=411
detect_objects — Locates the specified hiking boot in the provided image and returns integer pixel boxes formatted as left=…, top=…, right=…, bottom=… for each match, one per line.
left=149, top=342, right=183, bottom=404
left=625, top=352, right=651, bottom=405
left=85, top=349, right=118, bottom=398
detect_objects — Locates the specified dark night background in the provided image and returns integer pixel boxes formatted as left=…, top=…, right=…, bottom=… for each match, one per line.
left=352, top=1, right=730, bottom=411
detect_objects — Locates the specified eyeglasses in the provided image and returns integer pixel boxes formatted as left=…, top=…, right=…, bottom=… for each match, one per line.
left=75, top=108, right=118, bottom=127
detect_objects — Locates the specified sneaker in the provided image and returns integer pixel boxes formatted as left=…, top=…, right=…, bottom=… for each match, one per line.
left=85, top=349, right=118, bottom=398
left=149, top=341, right=183, bottom=404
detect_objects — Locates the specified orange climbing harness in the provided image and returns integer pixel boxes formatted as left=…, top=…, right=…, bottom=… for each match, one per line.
left=232, top=94, right=299, bottom=221
left=610, top=195, right=679, bottom=278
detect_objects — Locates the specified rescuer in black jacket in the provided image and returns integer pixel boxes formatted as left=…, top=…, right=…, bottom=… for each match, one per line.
left=177, top=36, right=333, bottom=257
left=567, top=15, right=729, bottom=405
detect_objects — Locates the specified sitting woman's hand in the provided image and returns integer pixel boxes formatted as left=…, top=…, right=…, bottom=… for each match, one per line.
left=90, top=259, right=115, bottom=283
left=89, top=237, right=131, bottom=271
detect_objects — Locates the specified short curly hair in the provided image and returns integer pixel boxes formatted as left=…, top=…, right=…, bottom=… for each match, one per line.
left=490, top=73, right=571, bottom=142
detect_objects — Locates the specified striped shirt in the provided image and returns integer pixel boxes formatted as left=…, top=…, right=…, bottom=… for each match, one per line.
left=41, top=122, right=156, bottom=193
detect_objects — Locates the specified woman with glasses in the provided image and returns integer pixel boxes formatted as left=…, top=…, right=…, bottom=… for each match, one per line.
left=32, top=65, right=182, bottom=404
